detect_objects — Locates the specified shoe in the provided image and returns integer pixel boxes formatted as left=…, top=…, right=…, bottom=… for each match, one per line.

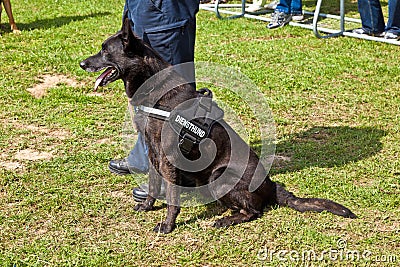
left=352, top=28, right=384, bottom=37
left=384, top=31, right=400, bottom=40
left=132, top=186, right=148, bottom=202
left=132, top=183, right=166, bottom=202
left=291, top=14, right=304, bottom=21
left=264, top=0, right=278, bottom=10
left=109, top=158, right=146, bottom=175
left=267, top=11, right=292, bottom=29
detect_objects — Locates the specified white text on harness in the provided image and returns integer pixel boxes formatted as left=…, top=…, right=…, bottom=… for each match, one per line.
left=174, top=115, right=206, bottom=138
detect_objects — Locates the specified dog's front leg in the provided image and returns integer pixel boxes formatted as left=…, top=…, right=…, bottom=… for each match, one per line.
left=154, top=182, right=181, bottom=234
left=134, top=165, right=160, bottom=212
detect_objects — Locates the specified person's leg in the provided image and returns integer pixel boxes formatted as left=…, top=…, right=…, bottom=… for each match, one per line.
left=0, top=2, right=3, bottom=30
left=275, top=0, right=291, bottom=14
left=112, top=1, right=197, bottom=176
left=356, top=0, right=385, bottom=34
left=2, top=0, right=19, bottom=33
left=290, top=0, right=303, bottom=20
left=385, top=0, right=400, bottom=38
left=126, top=132, right=149, bottom=173
left=119, top=1, right=199, bottom=201
left=290, top=0, right=302, bottom=14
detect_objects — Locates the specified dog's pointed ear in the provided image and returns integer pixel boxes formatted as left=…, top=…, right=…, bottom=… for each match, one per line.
left=121, top=15, right=133, bottom=44
left=121, top=14, right=142, bottom=54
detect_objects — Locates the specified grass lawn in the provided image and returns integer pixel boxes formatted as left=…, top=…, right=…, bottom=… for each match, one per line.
left=1, top=0, right=399, bottom=266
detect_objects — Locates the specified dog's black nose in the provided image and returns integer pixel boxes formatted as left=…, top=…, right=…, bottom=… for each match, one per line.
left=79, top=61, right=86, bottom=70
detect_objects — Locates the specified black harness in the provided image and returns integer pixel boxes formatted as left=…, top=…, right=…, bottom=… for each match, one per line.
left=137, top=88, right=224, bottom=154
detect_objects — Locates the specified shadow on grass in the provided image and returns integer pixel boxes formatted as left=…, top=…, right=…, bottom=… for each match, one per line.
left=15, top=12, right=111, bottom=32
left=302, top=0, right=359, bottom=14
left=270, top=126, right=386, bottom=175
left=297, top=0, right=361, bottom=28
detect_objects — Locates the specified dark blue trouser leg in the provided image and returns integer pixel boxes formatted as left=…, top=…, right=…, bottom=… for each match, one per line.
left=124, top=0, right=198, bottom=171
left=386, top=0, right=400, bottom=34
left=357, top=0, right=385, bottom=33
left=127, top=132, right=149, bottom=173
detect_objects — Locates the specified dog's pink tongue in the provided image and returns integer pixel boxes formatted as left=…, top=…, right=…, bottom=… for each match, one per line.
left=94, top=68, right=113, bottom=91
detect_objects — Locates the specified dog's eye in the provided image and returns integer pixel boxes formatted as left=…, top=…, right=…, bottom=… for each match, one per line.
left=101, top=45, right=109, bottom=56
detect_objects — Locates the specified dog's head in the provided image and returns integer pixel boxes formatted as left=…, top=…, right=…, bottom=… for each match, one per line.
left=80, top=16, right=166, bottom=95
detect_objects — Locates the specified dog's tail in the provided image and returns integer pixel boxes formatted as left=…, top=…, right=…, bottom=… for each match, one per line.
left=274, top=183, right=357, bottom=218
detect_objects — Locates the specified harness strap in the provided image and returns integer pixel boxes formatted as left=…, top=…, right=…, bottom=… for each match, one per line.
left=137, top=105, right=170, bottom=120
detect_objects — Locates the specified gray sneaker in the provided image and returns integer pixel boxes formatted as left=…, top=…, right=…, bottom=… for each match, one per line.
left=352, top=28, right=384, bottom=37
left=267, top=11, right=292, bottom=29
left=384, top=31, right=400, bottom=40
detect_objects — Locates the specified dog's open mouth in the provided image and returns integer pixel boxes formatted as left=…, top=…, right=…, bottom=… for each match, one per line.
left=94, top=67, right=119, bottom=91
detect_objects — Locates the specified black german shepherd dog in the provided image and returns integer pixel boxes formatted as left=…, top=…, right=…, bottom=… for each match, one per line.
left=80, top=17, right=356, bottom=233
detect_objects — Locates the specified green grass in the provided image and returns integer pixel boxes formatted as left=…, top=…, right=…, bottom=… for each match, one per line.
left=1, top=0, right=399, bottom=266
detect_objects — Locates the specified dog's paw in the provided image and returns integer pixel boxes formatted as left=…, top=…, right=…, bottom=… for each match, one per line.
left=133, top=203, right=153, bottom=212
left=153, top=222, right=175, bottom=234
left=213, top=218, right=233, bottom=228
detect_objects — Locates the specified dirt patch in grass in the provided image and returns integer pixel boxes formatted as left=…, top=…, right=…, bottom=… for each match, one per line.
left=87, top=92, right=105, bottom=97
left=96, top=138, right=114, bottom=144
left=0, top=152, right=23, bottom=171
left=27, top=74, right=82, bottom=98
left=14, top=148, right=54, bottom=161
left=0, top=161, right=24, bottom=171
left=13, top=123, right=71, bottom=140
left=1, top=120, right=71, bottom=171
left=109, top=190, right=136, bottom=203
left=0, top=148, right=55, bottom=171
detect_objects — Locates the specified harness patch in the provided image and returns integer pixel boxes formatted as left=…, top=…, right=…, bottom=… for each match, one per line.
left=174, top=115, right=206, bottom=138
left=169, top=89, right=224, bottom=154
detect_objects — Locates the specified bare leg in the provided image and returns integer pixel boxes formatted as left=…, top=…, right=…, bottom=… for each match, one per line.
left=2, top=0, right=20, bottom=33
left=0, top=4, right=3, bottom=34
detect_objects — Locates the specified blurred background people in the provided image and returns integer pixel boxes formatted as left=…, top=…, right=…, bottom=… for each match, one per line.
left=353, top=0, right=400, bottom=39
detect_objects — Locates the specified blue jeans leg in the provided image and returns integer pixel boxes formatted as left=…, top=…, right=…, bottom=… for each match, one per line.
left=275, top=0, right=291, bottom=14
left=127, top=132, right=149, bottom=173
left=357, top=0, right=385, bottom=33
left=291, top=0, right=302, bottom=15
left=386, top=0, right=400, bottom=34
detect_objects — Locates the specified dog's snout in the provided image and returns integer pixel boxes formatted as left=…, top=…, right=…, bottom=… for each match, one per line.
left=79, top=60, right=87, bottom=70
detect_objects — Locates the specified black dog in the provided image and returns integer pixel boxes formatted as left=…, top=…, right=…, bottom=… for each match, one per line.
left=80, top=17, right=356, bottom=234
